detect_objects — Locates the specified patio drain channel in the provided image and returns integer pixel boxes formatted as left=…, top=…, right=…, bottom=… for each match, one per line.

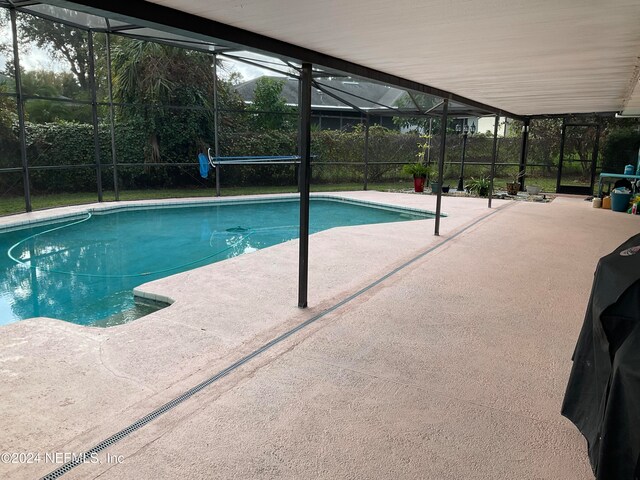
left=41, top=201, right=513, bottom=480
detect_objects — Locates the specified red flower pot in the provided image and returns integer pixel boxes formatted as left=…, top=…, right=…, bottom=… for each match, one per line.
left=414, top=176, right=426, bottom=192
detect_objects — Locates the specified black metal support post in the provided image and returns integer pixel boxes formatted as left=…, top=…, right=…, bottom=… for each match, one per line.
left=590, top=122, right=601, bottom=194
left=434, top=99, right=448, bottom=236
left=363, top=114, right=370, bottom=190
left=518, top=117, right=530, bottom=192
left=298, top=63, right=312, bottom=308
left=457, top=131, right=468, bottom=192
left=212, top=53, right=221, bottom=196
left=10, top=8, right=32, bottom=212
left=87, top=30, right=103, bottom=202
left=296, top=78, right=303, bottom=193
left=556, top=120, right=566, bottom=193
left=488, top=115, right=500, bottom=208
left=106, top=32, right=119, bottom=200
left=426, top=118, right=433, bottom=165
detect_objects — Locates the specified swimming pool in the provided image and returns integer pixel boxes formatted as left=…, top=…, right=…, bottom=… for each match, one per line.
left=0, top=196, right=434, bottom=327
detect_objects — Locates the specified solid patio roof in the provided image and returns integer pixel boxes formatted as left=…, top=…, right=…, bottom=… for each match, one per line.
left=28, top=0, right=640, bottom=118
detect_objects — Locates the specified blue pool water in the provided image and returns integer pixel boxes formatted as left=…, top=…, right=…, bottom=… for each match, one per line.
left=0, top=198, right=433, bottom=326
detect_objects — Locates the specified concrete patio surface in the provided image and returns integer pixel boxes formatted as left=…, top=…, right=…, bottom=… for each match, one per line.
left=0, top=192, right=638, bottom=479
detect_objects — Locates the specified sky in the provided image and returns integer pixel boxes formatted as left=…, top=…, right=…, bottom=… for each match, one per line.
left=1, top=45, right=64, bottom=73
left=1, top=23, right=69, bottom=74
left=219, top=51, right=286, bottom=82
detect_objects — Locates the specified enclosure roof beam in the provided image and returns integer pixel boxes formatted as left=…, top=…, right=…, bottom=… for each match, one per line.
left=313, top=80, right=405, bottom=114
left=13, top=5, right=92, bottom=30
left=407, top=92, right=424, bottom=115
left=312, top=81, right=367, bottom=115
left=6, top=0, right=40, bottom=7
left=111, top=32, right=230, bottom=54
left=423, top=100, right=445, bottom=116
left=220, top=53, right=299, bottom=79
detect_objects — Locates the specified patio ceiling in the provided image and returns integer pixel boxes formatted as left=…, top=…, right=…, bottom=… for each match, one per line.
left=42, top=0, right=640, bottom=118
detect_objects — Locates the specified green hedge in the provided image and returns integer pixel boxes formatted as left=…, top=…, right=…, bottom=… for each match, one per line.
left=1, top=121, right=429, bottom=193
left=601, top=129, right=640, bottom=174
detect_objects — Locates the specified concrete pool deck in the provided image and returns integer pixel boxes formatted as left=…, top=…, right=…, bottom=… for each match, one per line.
left=0, top=191, right=638, bottom=479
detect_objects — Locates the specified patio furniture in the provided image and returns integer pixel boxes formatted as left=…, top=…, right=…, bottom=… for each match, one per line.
left=597, top=172, right=640, bottom=197
left=562, top=233, right=640, bottom=480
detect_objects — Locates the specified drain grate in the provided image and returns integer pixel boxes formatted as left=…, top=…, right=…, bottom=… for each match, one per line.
left=41, top=203, right=510, bottom=479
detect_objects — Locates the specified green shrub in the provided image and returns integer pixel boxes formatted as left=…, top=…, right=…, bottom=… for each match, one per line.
left=466, top=176, right=490, bottom=196
left=602, top=129, right=640, bottom=173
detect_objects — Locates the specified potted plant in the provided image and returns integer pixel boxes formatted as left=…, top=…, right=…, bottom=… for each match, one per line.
left=402, top=162, right=436, bottom=193
left=466, top=176, right=491, bottom=197
left=506, top=170, right=525, bottom=195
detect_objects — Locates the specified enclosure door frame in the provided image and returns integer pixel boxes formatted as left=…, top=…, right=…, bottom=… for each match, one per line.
left=556, top=122, right=600, bottom=195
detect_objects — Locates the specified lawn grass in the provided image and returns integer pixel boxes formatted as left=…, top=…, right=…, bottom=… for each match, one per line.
left=0, top=177, right=566, bottom=217
left=0, top=182, right=406, bottom=216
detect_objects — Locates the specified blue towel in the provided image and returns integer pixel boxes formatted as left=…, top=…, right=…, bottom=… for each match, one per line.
left=198, top=153, right=209, bottom=178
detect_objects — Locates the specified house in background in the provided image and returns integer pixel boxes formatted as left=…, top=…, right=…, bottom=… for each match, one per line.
left=234, top=75, right=404, bottom=130
left=235, top=75, right=507, bottom=136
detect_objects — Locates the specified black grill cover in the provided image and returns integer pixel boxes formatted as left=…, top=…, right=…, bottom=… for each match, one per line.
left=562, top=233, right=640, bottom=480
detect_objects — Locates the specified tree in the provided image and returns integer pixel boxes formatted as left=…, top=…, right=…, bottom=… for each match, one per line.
left=17, top=13, right=91, bottom=90
left=248, top=77, right=295, bottom=131
left=602, top=128, right=640, bottom=173
left=13, top=69, right=89, bottom=123
left=528, top=118, right=562, bottom=175
left=111, top=38, right=246, bottom=164
left=564, top=125, right=600, bottom=178
left=20, top=69, right=85, bottom=98
left=0, top=9, right=12, bottom=61
left=0, top=80, right=20, bottom=171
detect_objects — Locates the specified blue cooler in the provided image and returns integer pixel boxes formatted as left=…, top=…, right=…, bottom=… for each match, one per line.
left=611, top=192, right=632, bottom=212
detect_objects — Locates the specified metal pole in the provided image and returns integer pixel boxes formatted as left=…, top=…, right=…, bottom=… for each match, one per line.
left=518, top=117, right=530, bottom=191
left=426, top=118, right=433, bottom=164
left=212, top=53, right=221, bottom=196
left=434, top=99, right=448, bottom=236
left=589, top=123, right=601, bottom=195
left=87, top=30, right=103, bottom=202
left=106, top=32, right=119, bottom=200
left=556, top=120, right=566, bottom=193
left=488, top=115, right=500, bottom=208
left=363, top=114, right=370, bottom=190
left=297, top=77, right=303, bottom=192
left=298, top=63, right=312, bottom=308
left=457, top=130, right=468, bottom=192
left=10, top=8, right=32, bottom=212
